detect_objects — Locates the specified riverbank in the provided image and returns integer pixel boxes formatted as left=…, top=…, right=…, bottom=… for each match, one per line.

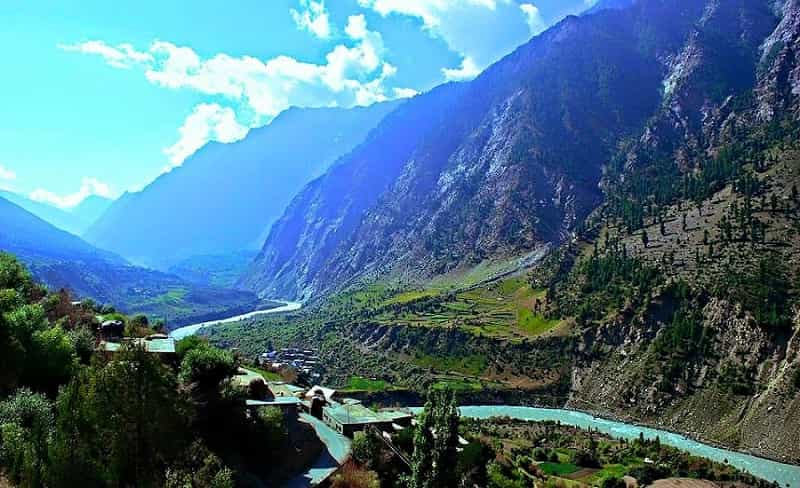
left=169, top=300, right=302, bottom=340
left=404, top=405, right=800, bottom=487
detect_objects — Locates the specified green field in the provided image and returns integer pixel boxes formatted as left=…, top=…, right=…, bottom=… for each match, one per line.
left=344, top=376, right=391, bottom=392
left=538, top=462, right=580, bottom=476
left=431, top=377, right=483, bottom=391
left=373, top=277, right=564, bottom=341
left=413, top=353, right=488, bottom=376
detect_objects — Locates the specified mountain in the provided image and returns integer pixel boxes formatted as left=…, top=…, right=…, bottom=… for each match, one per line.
left=0, top=195, right=121, bottom=264
left=71, top=195, right=113, bottom=225
left=228, top=0, right=800, bottom=465
left=0, top=191, right=114, bottom=236
left=0, top=195, right=258, bottom=327
left=242, top=0, right=708, bottom=299
left=0, top=190, right=87, bottom=236
left=584, top=0, right=636, bottom=15
left=84, top=101, right=402, bottom=270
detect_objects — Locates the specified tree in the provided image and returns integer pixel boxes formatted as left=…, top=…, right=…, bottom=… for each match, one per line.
left=0, top=389, right=54, bottom=488
left=641, top=230, right=649, bottom=248
left=92, top=345, right=187, bottom=487
left=409, top=388, right=460, bottom=488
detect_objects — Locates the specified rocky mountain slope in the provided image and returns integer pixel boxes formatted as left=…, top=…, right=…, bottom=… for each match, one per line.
left=243, top=0, right=720, bottom=300
left=0, top=195, right=257, bottom=327
left=224, top=0, right=800, bottom=465
left=85, top=102, right=401, bottom=270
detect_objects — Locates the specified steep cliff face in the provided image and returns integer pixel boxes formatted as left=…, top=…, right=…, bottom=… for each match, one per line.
left=757, top=0, right=800, bottom=120
left=244, top=0, right=713, bottom=299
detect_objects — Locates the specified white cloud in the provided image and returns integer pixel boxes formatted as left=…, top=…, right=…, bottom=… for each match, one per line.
left=290, top=0, right=332, bottom=39
left=30, top=177, right=114, bottom=209
left=357, top=0, right=532, bottom=75
left=57, top=40, right=153, bottom=69
left=58, top=16, right=414, bottom=125
left=0, top=164, right=16, bottom=181
left=345, top=15, right=369, bottom=40
left=163, top=103, right=248, bottom=169
left=520, top=3, right=547, bottom=35
left=442, top=56, right=480, bottom=81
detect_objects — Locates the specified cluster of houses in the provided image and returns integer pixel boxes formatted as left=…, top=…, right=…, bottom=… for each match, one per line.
left=260, top=347, right=322, bottom=380
left=248, top=381, right=413, bottom=438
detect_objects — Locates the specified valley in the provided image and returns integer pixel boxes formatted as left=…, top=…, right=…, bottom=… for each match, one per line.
left=2, top=0, right=800, bottom=486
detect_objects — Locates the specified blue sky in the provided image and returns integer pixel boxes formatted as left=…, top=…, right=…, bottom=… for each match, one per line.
left=0, top=0, right=594, bottom=208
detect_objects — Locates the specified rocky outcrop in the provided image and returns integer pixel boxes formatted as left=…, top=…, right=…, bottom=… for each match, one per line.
left=569, top=299, right=800, bottom=463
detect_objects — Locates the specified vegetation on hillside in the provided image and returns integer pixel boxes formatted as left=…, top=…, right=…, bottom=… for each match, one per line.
left=0, top=252, right=314, bottom=487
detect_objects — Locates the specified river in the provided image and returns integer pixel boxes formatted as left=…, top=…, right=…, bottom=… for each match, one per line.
left=408, top=406, right=799, bottom=487
left=168, top=303, right=800, bottom=487
left=169, top=300, right=303, bottom=340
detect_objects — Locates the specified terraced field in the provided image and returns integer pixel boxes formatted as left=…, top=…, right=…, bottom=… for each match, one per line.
left=373, top=278, right=566, bottom=341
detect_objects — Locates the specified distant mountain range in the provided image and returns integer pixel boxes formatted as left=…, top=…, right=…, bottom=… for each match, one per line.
left=0, top=191, right=112, bottom=236
left=0, top=195, right=257, bottom=328
left=84, top=101, right=402, bottom=270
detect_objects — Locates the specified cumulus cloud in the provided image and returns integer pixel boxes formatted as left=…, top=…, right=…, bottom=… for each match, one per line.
left=357, top=0, right=531, bottom=76
left=58, top=17, right=413, bottom=124
left=59, top=14, right=418, bottom=165
left=290, top=0, right=332, bottom=39
left=164, top=103, right=248, bottom=169
left=520, top=3, right=547, bottom=35
left=441, top=56, right=480, bottom=81
left=345, top=14, right=369, bottom=40
left=30, top=177, right=114, bottom=209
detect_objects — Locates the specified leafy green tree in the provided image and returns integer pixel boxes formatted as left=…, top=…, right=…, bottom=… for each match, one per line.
left=165, top=441, right=235, bottom=488
left=0, top=389, right=54, bottom=488
left=409, top=388, right=460, bottom=488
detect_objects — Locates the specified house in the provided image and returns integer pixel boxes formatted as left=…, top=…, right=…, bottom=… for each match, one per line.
left=100, top=320, right=125, bottom=339
left=100, top=335, right=176, bottom=355
left=322, top=400, right=413, bottom=438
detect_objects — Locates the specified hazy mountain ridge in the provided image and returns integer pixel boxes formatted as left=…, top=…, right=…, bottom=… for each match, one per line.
left=0, top=191, right=109, bottom=236
left=85, top=101, right=402, bottom=269
left=0, top=195, right=257, bottom=327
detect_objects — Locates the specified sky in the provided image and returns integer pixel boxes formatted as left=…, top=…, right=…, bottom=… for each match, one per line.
left=0, top=0, right=595, bottom=209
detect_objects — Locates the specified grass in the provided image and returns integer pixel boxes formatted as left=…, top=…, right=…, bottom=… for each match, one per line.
left=584, top=465, right=627, bottom=485
left=431, top=378, right=483, bottom=391
left=517, top=309, right=561, bottom=336
left=344, top=376, right=391, bottom=392
left=244, top=366, right=282, bottom=382
left=374, top=277, right=564, bottom=341
left=538, top=463, right=580, bottom=476
left=413, top=353, right=488, bottom=376
left=382, top=290, right=440, bottom=306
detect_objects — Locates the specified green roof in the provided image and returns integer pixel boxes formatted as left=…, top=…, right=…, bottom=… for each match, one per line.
left=325, top=403, right=410, bottom=426
left=101, top=338, right=176, bottom=354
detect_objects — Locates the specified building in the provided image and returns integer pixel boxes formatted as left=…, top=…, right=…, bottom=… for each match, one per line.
left=322, top=399, right=413, bottom=437
left=100, top=335, right=176, bottom=355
